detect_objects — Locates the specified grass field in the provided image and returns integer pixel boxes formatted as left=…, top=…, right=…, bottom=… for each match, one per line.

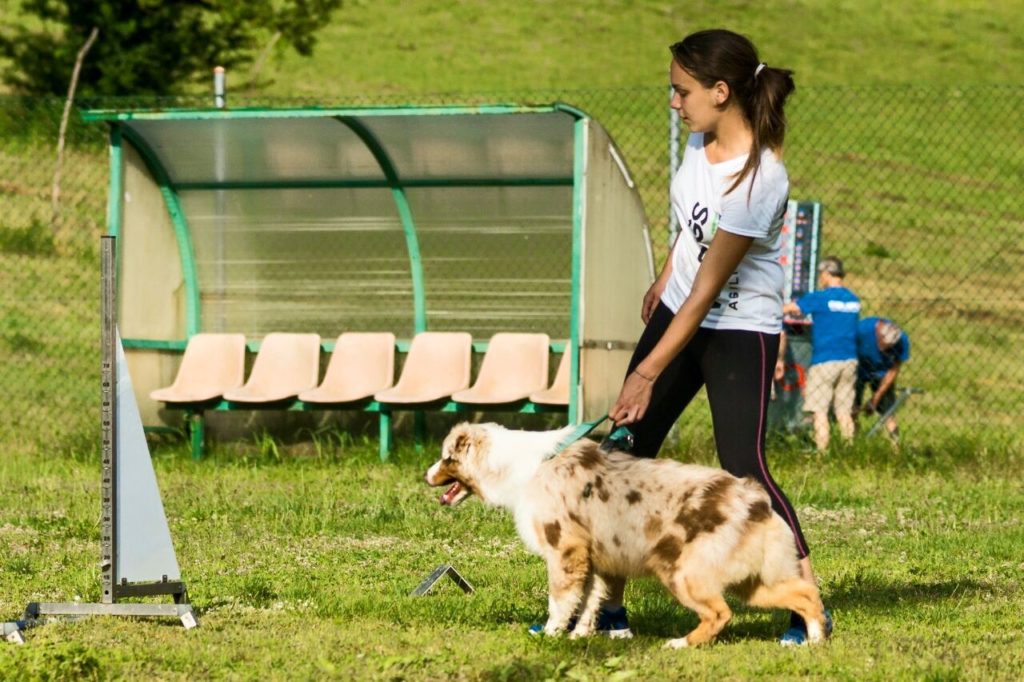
left=4, top=0, right=1024, bottom=98
left=1, top=436, right=1023, bottom=679
left=251, top=0, right=1024, bottom=96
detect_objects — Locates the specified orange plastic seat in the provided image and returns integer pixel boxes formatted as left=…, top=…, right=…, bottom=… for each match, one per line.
left=374, top=332, right=472, bottom=404
left=528, top=346, right=571, bottom=406
left=452, top=333, right=550, bottom=404
left=150, top=333, right=247, bottom=404
left=299, top=332, right=396, bottom=404
left=222, top=333, right=322, bottom=403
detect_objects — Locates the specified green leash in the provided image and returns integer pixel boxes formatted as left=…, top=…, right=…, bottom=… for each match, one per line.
left=542, top=416, right=607, bottom=460
left=542, top=416, right=635, bottom=460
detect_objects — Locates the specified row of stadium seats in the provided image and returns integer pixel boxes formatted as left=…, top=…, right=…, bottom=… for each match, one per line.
left=150, top=331, right=570, bottom=408
left=149, top=332, right=571, bottom=458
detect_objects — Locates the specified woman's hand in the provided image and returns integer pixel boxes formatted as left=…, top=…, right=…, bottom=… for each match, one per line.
left=609, top=370, right=655, bottom=426
left=641, top=280, right=666, bottom=324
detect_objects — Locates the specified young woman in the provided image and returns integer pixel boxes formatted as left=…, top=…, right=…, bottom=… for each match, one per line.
left=601, top=28, right=831, bottom=645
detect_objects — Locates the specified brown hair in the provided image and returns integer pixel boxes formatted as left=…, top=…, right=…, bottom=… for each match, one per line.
left=670, top=29, right=795, bottom=195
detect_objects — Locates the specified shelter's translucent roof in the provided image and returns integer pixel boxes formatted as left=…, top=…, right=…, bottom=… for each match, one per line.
left=90, top=108, right=579, bottom=187
left=95, top=106, right=587, bottom=339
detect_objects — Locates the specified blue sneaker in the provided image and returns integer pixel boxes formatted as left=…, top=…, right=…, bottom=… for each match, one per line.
left=528, top=606, right=633, bottom=639
left=779, top=609, right=833, bottom=646
left=594, top=605, right=633, bottom=639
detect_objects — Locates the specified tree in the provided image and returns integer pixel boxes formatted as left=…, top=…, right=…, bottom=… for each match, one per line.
left=0, top=0, right=343, bottom=96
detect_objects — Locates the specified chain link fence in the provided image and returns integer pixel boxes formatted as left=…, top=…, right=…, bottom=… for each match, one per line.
left=2, top=86, right=1022, bottom=454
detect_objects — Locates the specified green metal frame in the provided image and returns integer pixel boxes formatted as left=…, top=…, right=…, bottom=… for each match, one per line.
left=117, top=126, right=201, bottom=337
left=173, top=177, right=572, bottom=191
left=104, top=126, right=127, bottom=320
left=91, top=103, right=590, bottom=459
left=568, top=117, right=587, bottom=425
left=105, top=126, right=123, bottom=255
left=82, top=104, right=575, bottom=123
left=335, top=116, right=427, bottom=334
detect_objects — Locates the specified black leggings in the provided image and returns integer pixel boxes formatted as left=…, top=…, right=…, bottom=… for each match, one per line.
left=625, top=302, right=810, bottom=558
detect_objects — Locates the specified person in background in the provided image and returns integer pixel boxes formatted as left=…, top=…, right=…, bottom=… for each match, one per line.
left=856, top=317, right=911, bottom=442
left=782, top=256, right=860, bottom=451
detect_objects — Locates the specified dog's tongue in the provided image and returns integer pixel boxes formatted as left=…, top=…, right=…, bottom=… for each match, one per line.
left=440, top=481, right=462, bottom=506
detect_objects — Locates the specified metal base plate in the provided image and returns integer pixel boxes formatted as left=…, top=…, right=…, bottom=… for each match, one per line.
left=3, top=601, right=200, bottom=642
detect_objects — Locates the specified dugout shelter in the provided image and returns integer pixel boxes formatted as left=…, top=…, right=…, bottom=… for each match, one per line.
left=81, top=104, right=655, bottom=443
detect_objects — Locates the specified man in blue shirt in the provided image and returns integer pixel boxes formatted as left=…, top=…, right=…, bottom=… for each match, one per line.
left=783, top=256, right=861, bottom=451
left=856, top=317, right=911, bottom=442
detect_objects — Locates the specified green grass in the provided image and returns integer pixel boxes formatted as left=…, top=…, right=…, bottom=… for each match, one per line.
left=1, top=436, right=1023, bottom=679
left=252, top=0, right=1024, bottom=97
left=5, top=0, right=1024, bottom=98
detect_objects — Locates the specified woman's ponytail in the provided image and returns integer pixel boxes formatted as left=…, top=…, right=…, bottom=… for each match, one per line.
left=750, top=63, right=796, bottom=160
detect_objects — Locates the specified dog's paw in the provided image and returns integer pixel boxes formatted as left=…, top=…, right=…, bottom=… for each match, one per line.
left=664, top=636, right=690, bottom=649
left=806, top=619, right=824, bottom=644
left=568, top=626, right=594, bottom=640
left=543, top=622, right=567, bottom=637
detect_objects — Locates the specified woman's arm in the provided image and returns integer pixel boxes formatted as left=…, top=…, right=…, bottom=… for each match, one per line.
left=642, top=235, right=678, bottom=324
left=609, top=229, right=755, bottom=425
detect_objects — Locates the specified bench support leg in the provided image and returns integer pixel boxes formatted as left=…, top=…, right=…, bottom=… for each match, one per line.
left=189, top=410, right=205, bottom=460
left=379, top=410, right=391, bottom=462
left=414, top=411, right=426, bottom=453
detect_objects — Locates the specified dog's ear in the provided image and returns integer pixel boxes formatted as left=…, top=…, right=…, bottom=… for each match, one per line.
left=443, top=423, right=475, bottom=461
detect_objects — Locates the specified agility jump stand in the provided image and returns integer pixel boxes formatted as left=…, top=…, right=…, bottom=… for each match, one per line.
left=4, top=237, right=196, bottom=644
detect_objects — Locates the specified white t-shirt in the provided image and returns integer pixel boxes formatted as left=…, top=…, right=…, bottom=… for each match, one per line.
left=661, top=132, right=789, bottom=334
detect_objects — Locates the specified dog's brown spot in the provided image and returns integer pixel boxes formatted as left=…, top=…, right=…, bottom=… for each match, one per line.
left=612, top=534, right=621, bottom=547
left=652, top=534, right=683, bottom=564
left=594, top=477, right=611, bottom=502
left=626, top=490, right=642, bottom=505
left=578, top=444, right=603, bottom=470
left=594, top=475, right=604, bottom=488
left=544, top=521, right=561, bottom=548
left=452, top=433, right=469, bottom=456
left=644, top=516, right=663, bottom=538
left=748, top=500, right=771, bottom=523
left=568, top=511, right=584, bottom=526
left=551, top=545, right=590, bottom=599
left=674, top=476, right=732, bottom=542
left=594, top=540, right=606, bottom=554
left=703, top=476, right=734, bottom=507
left=582, top=482, right=592, bottom=499
left=731, top=576, right=763, bottom=601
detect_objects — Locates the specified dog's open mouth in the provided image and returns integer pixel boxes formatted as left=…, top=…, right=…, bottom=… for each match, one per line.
left=439, top=480, right=470, bottom=506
